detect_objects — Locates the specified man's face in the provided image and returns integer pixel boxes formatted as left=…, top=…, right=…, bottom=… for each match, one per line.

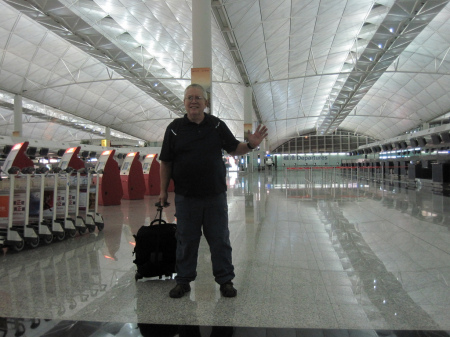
left=184, top=87, right=207, bottom=122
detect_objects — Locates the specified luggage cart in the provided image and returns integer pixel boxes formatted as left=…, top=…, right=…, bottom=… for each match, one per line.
left=84, top=168, right=104, bottom=232
left=0, top=167, right=44, bottom=251
left=0, top=142, right=46, bottom=250
left=35, top=168, right=55, bottom=245
left=60, top=168, right=80, bottom=238
left=0, top=168, right=26, bottom=251
left=18, top=167, right=55, bottom=247
left=21, top=168, right=41, bottom=248
left=74, top=169, right=88, bottom=235
left=38, top=170, right=66, bottom=243
left=76, top=169, right=95, bottom=233
left=58, top=147, right=89, bottom=235
left=48, top=169, right=74, bottom=241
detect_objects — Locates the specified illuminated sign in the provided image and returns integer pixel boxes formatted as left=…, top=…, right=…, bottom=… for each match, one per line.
left=66, top=147, right=76, bottom=153
left=127, top=152, right=136, bottom=157
left=102, top=150, right=111, bottom=156
left=101, top=139, right=111, bottom=147
left=12, top=143, right=24, bottom=150
left=283, top=155, right=329, bottom=161
left=146, top=154, right=155, bottom=158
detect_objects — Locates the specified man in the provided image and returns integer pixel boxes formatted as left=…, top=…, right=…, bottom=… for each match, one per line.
left=159, top=83, right=268, bottom=298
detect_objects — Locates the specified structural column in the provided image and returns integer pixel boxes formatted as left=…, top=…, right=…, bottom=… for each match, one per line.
left=191, top=0, right=212, bottom=112
left=102, top=127, right=111, bottom=147
left=13, top=94, right=23, bottom=137
left=192, top=2, right=213, bottom=297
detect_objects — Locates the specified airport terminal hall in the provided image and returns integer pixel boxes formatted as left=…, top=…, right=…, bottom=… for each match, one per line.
left=1, top=0, right=450, bottom=336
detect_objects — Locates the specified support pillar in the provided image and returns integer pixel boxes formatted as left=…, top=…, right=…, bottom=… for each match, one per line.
left=13, top=94, right=22, bottom=137
left=102, top=127, right=111, bottom=147
left=191, top=3, right=213, bottom=297
left=191, top=0, right=212, bottom=113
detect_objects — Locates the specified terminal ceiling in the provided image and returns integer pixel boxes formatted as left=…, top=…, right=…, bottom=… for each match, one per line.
left=0, top=0, right=449, bottom=151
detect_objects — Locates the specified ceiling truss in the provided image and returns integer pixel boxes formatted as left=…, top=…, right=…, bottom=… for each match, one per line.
left=316, top=0, right=450, bottom=135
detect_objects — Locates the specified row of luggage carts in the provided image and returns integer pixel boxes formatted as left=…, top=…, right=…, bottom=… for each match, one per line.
left=0, top=165, right=104, bottom=252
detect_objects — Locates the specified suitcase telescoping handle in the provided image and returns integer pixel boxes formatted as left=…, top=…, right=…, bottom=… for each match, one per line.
left=151, top=202, right=170, bottom=226
left=155, top=201, right=170, bottom=208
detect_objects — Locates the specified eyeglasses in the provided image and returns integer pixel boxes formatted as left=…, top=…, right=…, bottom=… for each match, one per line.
left=185, top=95, right=205, bottom=102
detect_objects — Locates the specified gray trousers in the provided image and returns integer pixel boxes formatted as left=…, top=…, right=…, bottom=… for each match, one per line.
left=174, top=192, right=235, bottom=285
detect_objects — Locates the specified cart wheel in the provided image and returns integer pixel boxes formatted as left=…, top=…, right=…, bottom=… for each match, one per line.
left=87, top=225, right=96, bottom=233
left=11, top=240, right=25, bottom=252
left=30, top=319, right=40, bottom=329
left=55, top=231, right=66, bottom=241
left=78, top=226, right=88, bottom=235
left=135, top=271, right=143, bottom=281
left=96, top=222, right=104, bottom=231
left=43, top=235, right=53, bottom=245
left=28, top=236, right=40, bottom=248
left=67, top=229, right=77, bottom=238
left=14, top=322, right=25, bottom=337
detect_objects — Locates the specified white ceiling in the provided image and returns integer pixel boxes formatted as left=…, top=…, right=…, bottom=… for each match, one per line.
left=0, top=0, right=449, bottom=151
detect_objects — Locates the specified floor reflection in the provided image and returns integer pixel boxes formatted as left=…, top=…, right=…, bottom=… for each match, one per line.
left=1, top=170, right=450, bottom=331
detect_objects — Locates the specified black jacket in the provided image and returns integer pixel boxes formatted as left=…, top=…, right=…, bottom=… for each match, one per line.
left=159, top=114, right=240, bottom=196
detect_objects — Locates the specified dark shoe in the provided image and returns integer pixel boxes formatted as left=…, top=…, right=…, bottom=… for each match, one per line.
left=169, top=283, right=191, bottom=298
left=220, top=281, right=237, bottom=297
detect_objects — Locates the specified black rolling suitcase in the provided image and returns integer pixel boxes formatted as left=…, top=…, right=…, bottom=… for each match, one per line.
left=133, top=204, right=177, bottom=281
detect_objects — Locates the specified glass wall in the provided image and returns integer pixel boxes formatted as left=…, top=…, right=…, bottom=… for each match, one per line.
left=272, top=131, right=376, bottom=154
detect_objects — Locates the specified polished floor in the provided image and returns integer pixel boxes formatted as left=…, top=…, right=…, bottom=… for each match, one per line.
left=1, top=169, right=450, bottom=336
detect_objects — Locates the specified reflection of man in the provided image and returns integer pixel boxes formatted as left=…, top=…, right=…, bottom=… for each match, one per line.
left=159, top=84, right=268, bottom=298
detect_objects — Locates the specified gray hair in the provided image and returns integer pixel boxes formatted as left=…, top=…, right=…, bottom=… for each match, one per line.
left=184, top=83, right=209, bottom=101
